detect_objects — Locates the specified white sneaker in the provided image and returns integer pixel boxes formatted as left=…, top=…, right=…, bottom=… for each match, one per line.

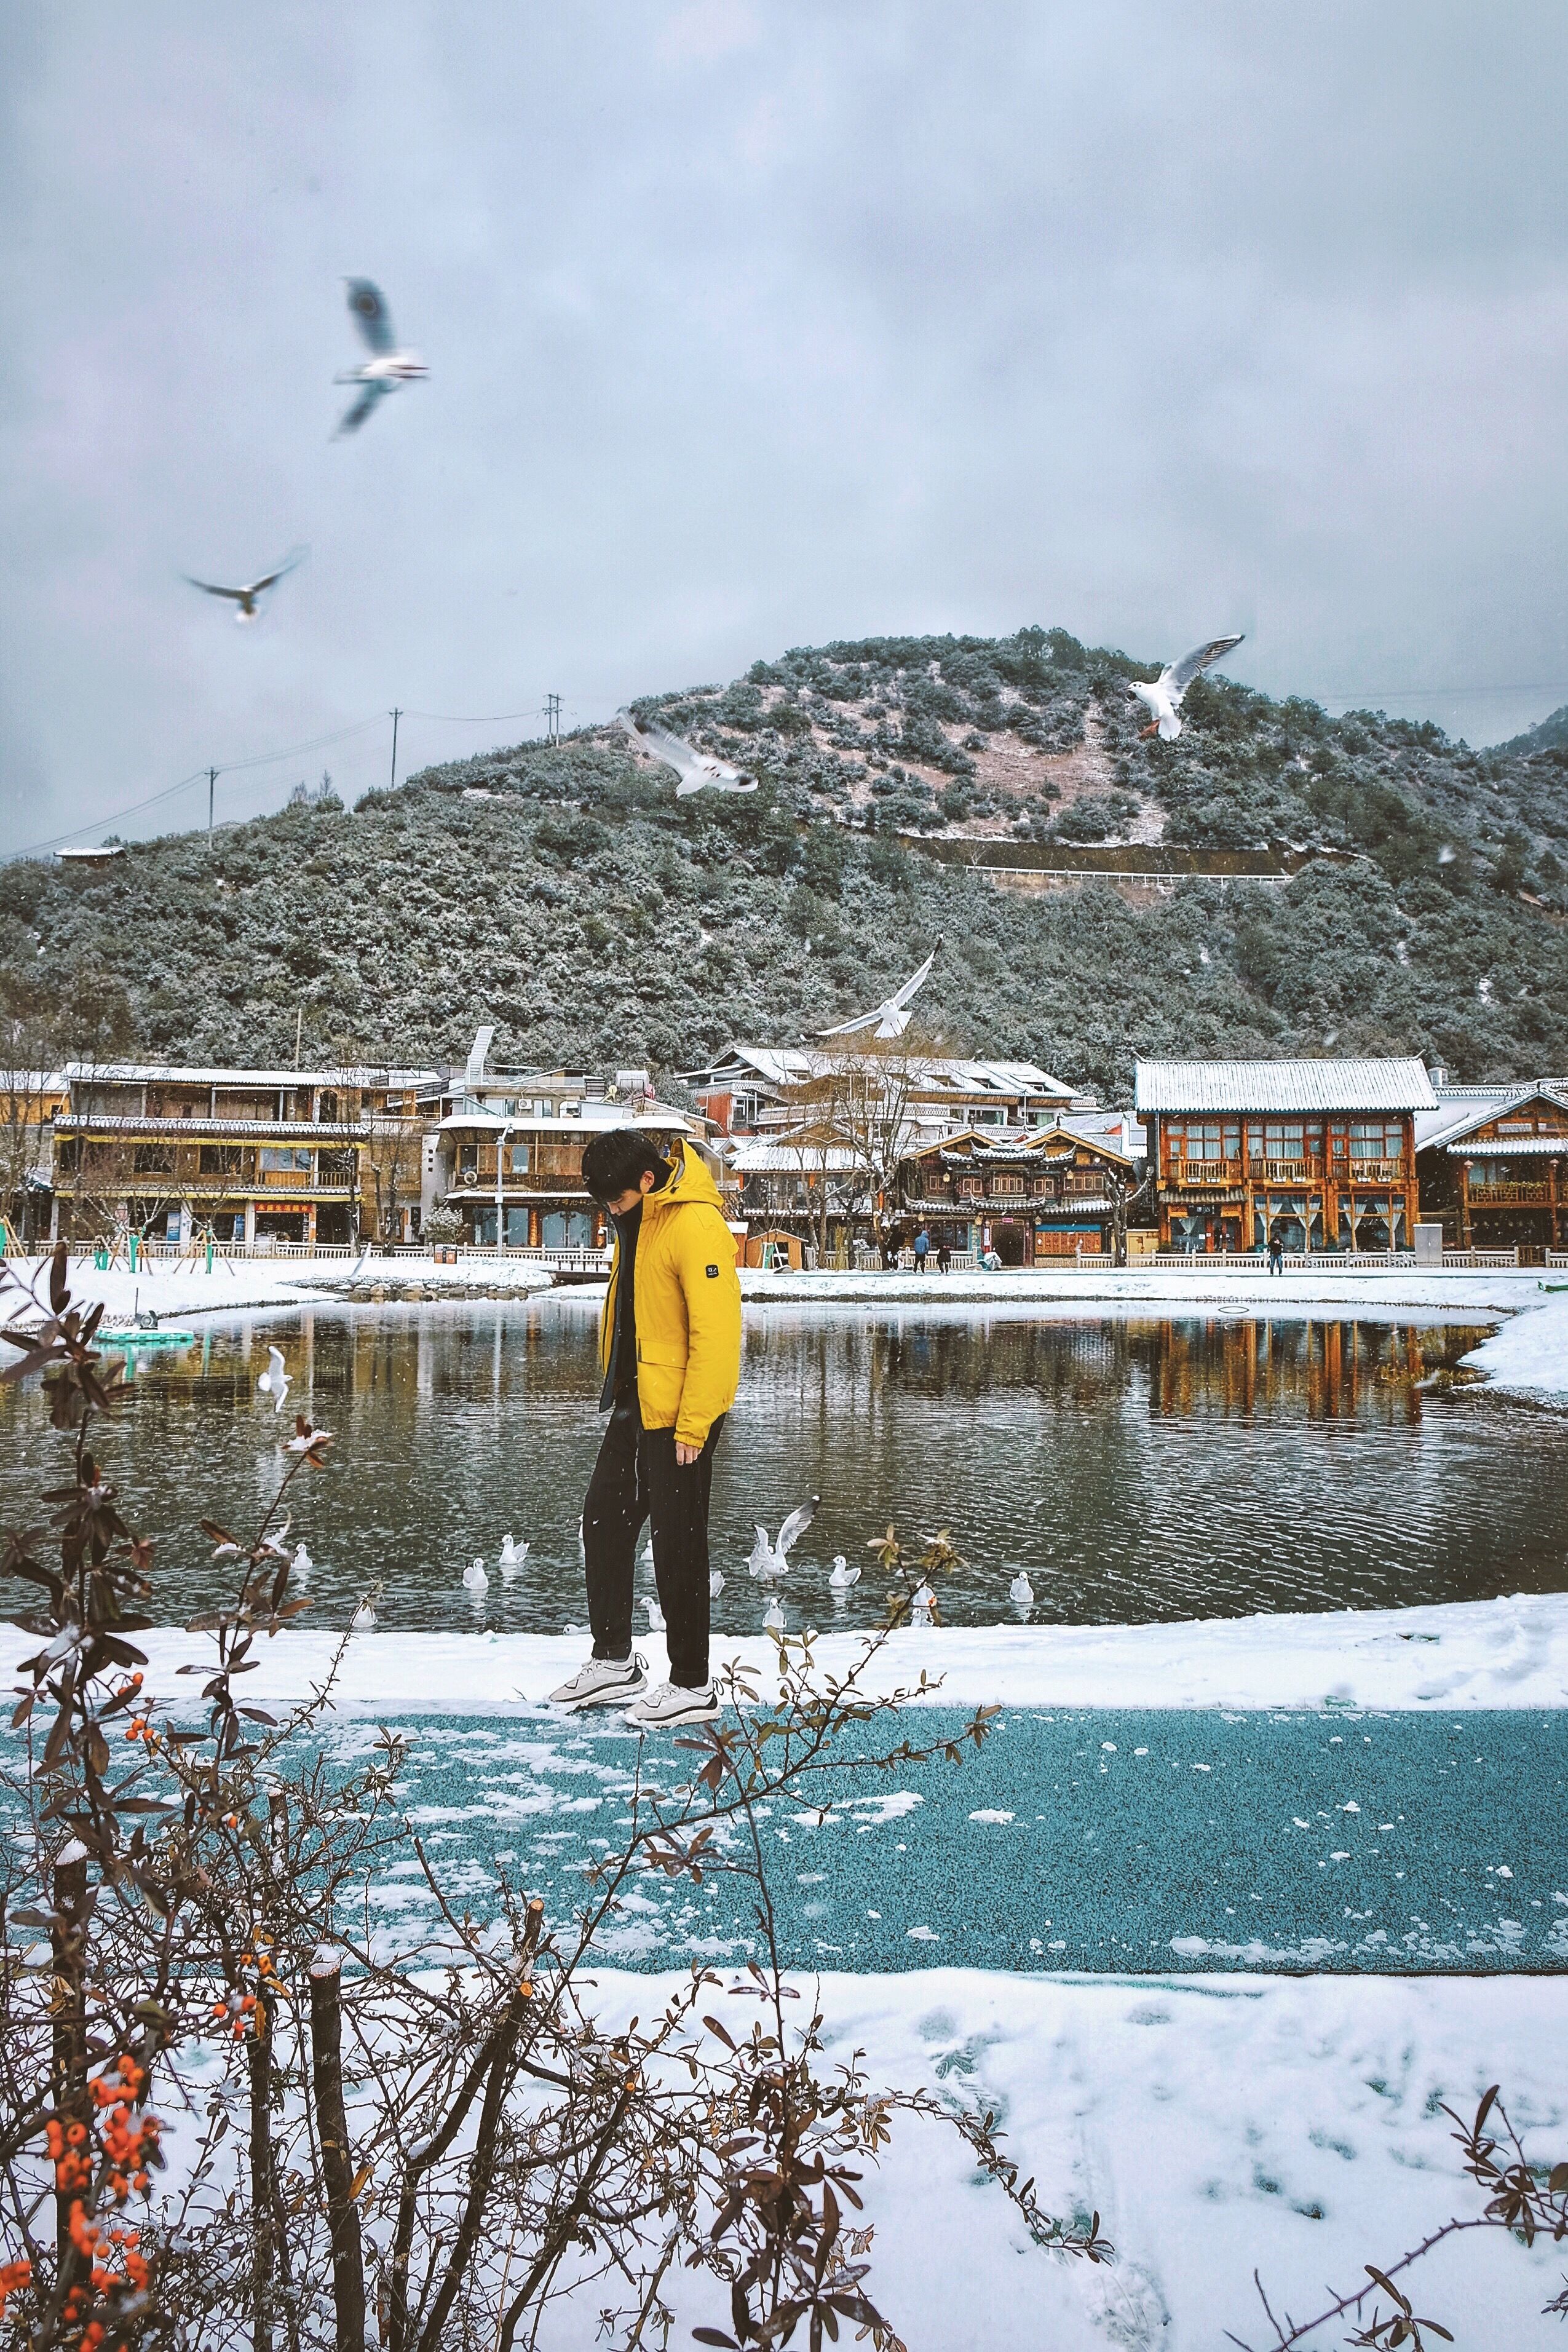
left=624, top=1679, right=721, bottom=1730
left=548, top=1652, right=648, bottom=1711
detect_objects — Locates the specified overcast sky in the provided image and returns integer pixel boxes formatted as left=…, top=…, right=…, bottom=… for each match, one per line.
left=4, top=1, right=1567, bottom=855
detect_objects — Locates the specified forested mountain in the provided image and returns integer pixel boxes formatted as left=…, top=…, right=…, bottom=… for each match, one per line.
left=6, top=627, right=1568, bottom=1104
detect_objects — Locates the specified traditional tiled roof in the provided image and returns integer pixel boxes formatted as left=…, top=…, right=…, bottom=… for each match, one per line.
left=1417, top=1085, right=1568, bottom=1154
left=1134, top=1058, right=1436, bottom=1114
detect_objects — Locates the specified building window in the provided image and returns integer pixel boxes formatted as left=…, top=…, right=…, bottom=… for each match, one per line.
left=505, top=1142, right=531, bottom=1176
left=993, top=1174, right=1025, bottom=1196
left=132, top=1143, right=175, bottom=1174
left=259, top=1147, right=312, bottom=1174
left=198, top=1144, right=245, bottom=1176
left=1349, top=1120, right=1403, bottom=1160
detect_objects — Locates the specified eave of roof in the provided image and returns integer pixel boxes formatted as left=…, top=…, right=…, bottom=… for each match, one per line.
left=1134, top=1057, right=1437, bottom=1114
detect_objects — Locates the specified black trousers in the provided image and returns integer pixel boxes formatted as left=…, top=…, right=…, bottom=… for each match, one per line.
left=584, top=1393, right=726, bottom=1689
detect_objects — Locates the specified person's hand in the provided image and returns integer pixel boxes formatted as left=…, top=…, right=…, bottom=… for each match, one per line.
left=675, top=1440, right=701, bottom=1467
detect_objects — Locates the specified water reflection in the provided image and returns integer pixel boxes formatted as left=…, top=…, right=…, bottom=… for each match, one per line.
left=1, top=1300, right=1559, bottom=1636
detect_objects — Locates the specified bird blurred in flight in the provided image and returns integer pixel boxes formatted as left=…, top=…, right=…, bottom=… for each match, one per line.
left=617, top=710, right=758, bottom=795
left=334, top=278, right=429, bottom=437
left=183, top=548, right=306, bottom=624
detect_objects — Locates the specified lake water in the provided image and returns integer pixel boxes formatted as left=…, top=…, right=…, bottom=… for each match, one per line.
left=1, top=1297, right=1562, bottom=1637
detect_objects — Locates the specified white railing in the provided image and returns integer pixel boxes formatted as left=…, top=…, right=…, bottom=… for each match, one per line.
left=1546, top=1252, right=1568, bottom=1270
left=1442, top=1248, right=1521, bottom=1269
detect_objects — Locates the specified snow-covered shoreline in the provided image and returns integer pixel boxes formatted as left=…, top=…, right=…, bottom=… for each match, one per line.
left=0, top=1252, right=553, bottom=1325
left=122, top=1590, right=1568, bottom=1719
left=740, top=1263, right=1548, bottom=1313
left=1462, top=1288, right=1568, bottom=1409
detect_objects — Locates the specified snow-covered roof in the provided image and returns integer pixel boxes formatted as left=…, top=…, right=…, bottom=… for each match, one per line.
left=66, top=1061, right=438, bottom=1090
left=690, top=1044, right=1073, bottom=1099
left=1135, top=1058, right=1437, bottom=1114
left=1417, top=1084, right=1568, bottom=1154
left=437, top=1106, right=693, bottom=1136
left=907, top=1123, right=1131, bottom=1168
left=1441, top=1134, right=1568, bottom=1156
left=728, top=1139, right=858, bottom=1173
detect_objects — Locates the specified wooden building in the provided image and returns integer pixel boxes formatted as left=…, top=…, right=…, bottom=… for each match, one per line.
left=425, top=1039, right=716, bottom=1248
left=49, top=1063, right=434, bottom=1249
left=684, top=1043, right=1083, bottom=1142
left=897, top=1120, right=1135, bottom=1264
left=1416, top=1083, right=1568, bottom=1257
left=1134, top=1058, right=1436, bottom=1254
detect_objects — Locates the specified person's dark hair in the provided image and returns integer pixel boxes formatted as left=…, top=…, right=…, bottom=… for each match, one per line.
left=580, top=1127, right=673, bottom=1203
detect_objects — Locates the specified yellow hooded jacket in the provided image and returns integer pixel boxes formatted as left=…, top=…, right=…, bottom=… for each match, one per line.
left=598, top=1139, right=742, bottom=1449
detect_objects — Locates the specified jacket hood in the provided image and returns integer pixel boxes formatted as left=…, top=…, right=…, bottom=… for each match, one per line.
left=646, top=1137, right=726, bottom=1218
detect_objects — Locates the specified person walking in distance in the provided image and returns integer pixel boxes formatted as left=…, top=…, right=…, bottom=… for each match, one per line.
left=548, top=1128, right=742, bottom=1728
left=1267, top=1221, right=1285, bottom=1276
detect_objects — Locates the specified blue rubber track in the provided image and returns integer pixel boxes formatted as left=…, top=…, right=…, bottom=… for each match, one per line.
left=312, top=1706, right=1568, bottom=1974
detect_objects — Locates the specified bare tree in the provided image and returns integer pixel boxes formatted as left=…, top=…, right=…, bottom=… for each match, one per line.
left=783, top=1028, right=939, bottom=1256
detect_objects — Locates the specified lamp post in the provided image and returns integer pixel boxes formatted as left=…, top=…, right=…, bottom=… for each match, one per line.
left=495, top=1122, right=513, bottom=1258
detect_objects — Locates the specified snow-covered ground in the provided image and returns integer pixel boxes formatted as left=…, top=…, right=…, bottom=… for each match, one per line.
left=740, top=1264, right=1548, bottom=1313
left=569, top=1966, right=1568, bottom=2350
left=0, top=1251, right=552, bottom=1326
left=127, top=1589, right=1568, bottom=1719
left=1463, top=1288, right=1568, bottom=1408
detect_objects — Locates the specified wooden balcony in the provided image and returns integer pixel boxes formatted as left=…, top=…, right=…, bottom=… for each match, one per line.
left=1468, top=1181, right=1553, bottom=1206
left=1344, top=1158, right=1407, bottom=1182
left=1170, top=1159, right=1246, bottom=1186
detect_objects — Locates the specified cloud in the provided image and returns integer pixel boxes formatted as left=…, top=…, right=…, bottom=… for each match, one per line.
left=3, top=0, right=1567, bottom=852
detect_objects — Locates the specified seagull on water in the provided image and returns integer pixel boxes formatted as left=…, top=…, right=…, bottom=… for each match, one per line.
left=828, top=1553, right=859, bottom=1591
left=746, top=1497, right=818, bottom=1582
left=291, top=1541, right=313, bottom=1581
left=1008, top=1570, right=1034, bottom=1612
left=499, top=1534, right=529, bottom=1582
left=334, top=278, right=429, bottom=437
left=763, top=1596, right=786, bottom=1632
left=184, top=547, right=306, bottom=624
left=352, top=1597, right=377, bottom=1630
left=463, top=1556, right=488, bottom=1591
left=256, top=1347, right=290, bottom=1413
left=643, top=1594, right=666, bottom=1631
left=1130, top=635, right=1245, bottom=742
left=618, top=711, right=758, bottom=796
left=709, top=1567, right=725, bottom=1597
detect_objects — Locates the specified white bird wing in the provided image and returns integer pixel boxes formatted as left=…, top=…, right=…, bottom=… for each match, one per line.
left=883, top=944, right=940, bottom=1020
left=345, top=277, right=395, bottom=355
left=335, top=379, right=389, bottom=438
left=244, top=547, right=307, bottom=598
left=184, top=576, right=250, bottom=604
left=776, top=1495, right=818, bottom=1558
left=622, top=713, right=754, bottom=794
left=1160, top=634, right=1245, bottom=702
left=267, top=1347, right=285, bottom=1377
left=746, top=1524, right=774, bottom=1575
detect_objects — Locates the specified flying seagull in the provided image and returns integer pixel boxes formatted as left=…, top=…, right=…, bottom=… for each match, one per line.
left=256, top=1346, right=291, bottom=1412
left=746, top=1496, right=818, bottom=1582
left=617, top=710, right=758, bottom=796
left=184, top=548, right=306, bottom=624
left=334, top=277, right=429, bottom=437
left=819, top=942, right=941, bottom=1040
left=1130, top=635, right=1244, bottom=741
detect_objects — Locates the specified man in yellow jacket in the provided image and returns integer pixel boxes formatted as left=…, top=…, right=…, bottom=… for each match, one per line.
left=549, top=1128, right=741, bottom=1727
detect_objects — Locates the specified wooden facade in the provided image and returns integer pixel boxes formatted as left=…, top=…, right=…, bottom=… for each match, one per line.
left=47, top=1064, right=429, bottom=1248
left=1417, top=1087, right=1568, bottom=1257
left=897, top=1125, right=1133, bottom=1264
left=1135, top=1059, right=1433, bottom=1254
left=430, top=1074, right=711, bottom=1248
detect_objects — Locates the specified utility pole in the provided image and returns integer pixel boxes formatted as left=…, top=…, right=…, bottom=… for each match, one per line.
left=389, top=708, right=403, bottom=791
left=207, top=767, right=218, bottom=834
left=545, top=693, right=561, bottom=746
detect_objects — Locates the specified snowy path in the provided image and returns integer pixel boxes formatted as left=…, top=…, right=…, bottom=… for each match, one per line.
left=129, top=1590, right=1568, bottom=1718
left=1463, top=1287, right=1568, bottom=1408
